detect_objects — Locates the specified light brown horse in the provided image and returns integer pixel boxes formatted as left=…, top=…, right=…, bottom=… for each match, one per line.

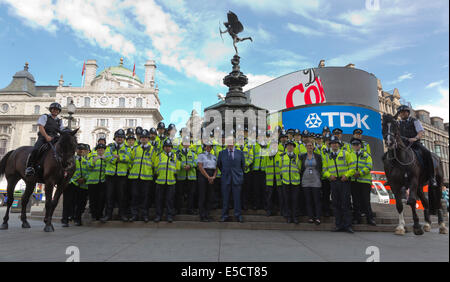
left=0, top=128, right=78, bottom=232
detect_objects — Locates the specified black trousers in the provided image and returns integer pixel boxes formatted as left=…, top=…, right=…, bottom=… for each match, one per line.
left=241, top=172, right=251, bottom=209
left=73, top=187, right=89, bottom=221
left=351, top=181, right=373, bottom=221
left=252, top=171, right=266, bottom=209
left=155, top=184, right=176, bottom=217
left=105, top=175, right=127, bottom=218
left=297, top=185, right=306, bottom=216
left=198, top=169, right=216, bottom=218
left=331, top=180, right=352, bottom=229
left=303, top=186, right=322, bottom=220
left=125, top=178, right=133, bottom=217
left=62, top=183, right=76, bottom=222
left=176, top=179, right=196, bottom=213
left=131, top=179, right=153, bottom=218
left=88, top=182, right=106, bottom=219
left=283, top=184, right=299, bottom=219
left=321, top=179, right=332, bottom=215
left=214, top=177, right=222, bottom=209
left=265, top=184, right=282, bottom=214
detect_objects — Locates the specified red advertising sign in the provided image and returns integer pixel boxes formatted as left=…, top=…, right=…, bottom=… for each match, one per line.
left=286, top=76, right=326, bottom=108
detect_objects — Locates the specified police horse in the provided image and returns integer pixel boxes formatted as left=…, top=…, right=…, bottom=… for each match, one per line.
left=382, top=114, right=447, bottom=235
left=0, top=128, right=78, bottom=232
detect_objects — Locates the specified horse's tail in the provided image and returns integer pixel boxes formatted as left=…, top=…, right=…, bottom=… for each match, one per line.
left=0, top=150, right=14, bottom=178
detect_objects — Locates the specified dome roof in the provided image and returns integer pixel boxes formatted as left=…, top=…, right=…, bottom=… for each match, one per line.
left=96, top=59, right=142, bottom=84
left=13, top=62, right=35, bottom=82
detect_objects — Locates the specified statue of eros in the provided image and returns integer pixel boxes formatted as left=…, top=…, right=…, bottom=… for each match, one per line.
left=220, top=11, right=253, bottom=56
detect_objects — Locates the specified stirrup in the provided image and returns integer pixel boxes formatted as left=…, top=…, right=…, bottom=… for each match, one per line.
left=25, top=167, right=35, bottom=176
left=430, top=177, right=438, bottom=187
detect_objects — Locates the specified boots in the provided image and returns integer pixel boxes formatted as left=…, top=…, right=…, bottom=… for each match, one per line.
left=25, top=149, right=39, bottom=176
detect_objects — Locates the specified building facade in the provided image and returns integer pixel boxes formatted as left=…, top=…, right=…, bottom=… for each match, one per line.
left=377, top=80, right=449, bottom=186
left=0, top=59, right=163, bottom=159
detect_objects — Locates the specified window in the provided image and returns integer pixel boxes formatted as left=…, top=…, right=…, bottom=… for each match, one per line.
left=0, top=138, right=8, bottom=159
left=136, top=98, right=143, bottom=108
left=119, top=98, right=125, bottom=108
left=34, top=105, right=40, bottom=114
left=32, top=124, right=38, bottom=132
left=30, top=137, right=36, bottom=146
left=1, top=125, right=10, bottom=134
left=97, top=119, right=108, bottom=127
left=97, top=132, right=106, bottom=140
left=126, top=119, right=137, bottom=127
left=84, top=97, right=91, bottom=107
left=67, top=97, right=73, bottom=106
left=435, top=145, right=442, bottom=158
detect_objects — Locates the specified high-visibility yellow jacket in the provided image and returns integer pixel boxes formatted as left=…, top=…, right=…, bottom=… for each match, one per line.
left=153, top=151, right=181, bottom=185
left=176, top=148, right=197, bottom=181
left=263, top=153, right=283, bottom=186
left=128, top=144, right=155, bottom=181
left=281, top=152, right=301, bottom=185
left=86, top=155, right=106, bottom=185
left=323, top=149, right=355, bottom=179
left=71, top=155, right=89, bottom=189
left=349, top=150, right=373, bottom=184
left=105, top=143, right=131, bottom=177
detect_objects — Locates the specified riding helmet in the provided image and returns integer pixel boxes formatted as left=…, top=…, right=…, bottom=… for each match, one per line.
left=397, top=105, right=410, bottom=113
left=49, top=102, right=62, bottom=112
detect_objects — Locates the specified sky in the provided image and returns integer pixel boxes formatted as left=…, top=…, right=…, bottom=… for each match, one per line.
left=0, top=0, right=448, bottom=125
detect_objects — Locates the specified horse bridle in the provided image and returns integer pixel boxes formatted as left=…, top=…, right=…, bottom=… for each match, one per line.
left=384, top=121, right=416, bottom=166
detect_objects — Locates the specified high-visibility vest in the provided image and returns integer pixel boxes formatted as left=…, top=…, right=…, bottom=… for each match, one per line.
left=128, top=144, right=155, bottom=181
left=320, top=145, right=331, bottom=180
left=281, top=153, right=301, bottom=185
left=105, top=143, right=131, bottom=177
left=236, top=144, right=253, bottom=173
left=349, top=140, right=372, bottom=156
left=71, top=156, right=89, bottom=189
left=150, top=138, right=160, bottom=153
left=278, top=142, right=286, bottom=155
left=252, top=143, right=265, bottom=171
left=213, top=145, right=225, bottom=178
left=176, top=148, right=197, bottom=181
left=125, top=144, right=136, bottom=172
left=323, top=149, right=355, bottom=179
left=294, top=141, right=307, bottom=155
left=349, top=151, right=373, bottom=184
left=87, top=155, right=106, bottom=185
left=263, top=153, right=282, bottom=186
left=153, top=151, right=180, bottom=185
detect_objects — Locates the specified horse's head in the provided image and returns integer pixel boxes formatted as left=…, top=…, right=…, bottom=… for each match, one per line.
left=382, top=114, right=399, bottom=149
left=57, top=127, right=79, bottom=158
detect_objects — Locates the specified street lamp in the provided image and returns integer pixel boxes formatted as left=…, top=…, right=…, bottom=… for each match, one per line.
left=67, top=100, right=76, bottom=129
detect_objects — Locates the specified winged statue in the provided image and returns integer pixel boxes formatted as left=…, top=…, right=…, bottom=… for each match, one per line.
left=220, top=11, right=253, bottom=55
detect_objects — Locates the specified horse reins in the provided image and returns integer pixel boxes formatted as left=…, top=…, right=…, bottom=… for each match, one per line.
left=385, top=123, right=416, bottom=166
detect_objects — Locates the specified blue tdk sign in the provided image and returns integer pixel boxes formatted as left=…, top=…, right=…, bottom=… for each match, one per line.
left=282, top=105, right=383, bottom=140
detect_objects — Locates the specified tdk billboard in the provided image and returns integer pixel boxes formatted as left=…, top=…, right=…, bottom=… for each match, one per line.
left=246, top=66, right=384, bottom=170
left=283, top=104, right=383, bottom=140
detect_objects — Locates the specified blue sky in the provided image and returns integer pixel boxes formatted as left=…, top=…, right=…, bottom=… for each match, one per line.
left=0, top=0, right=448, bottom=124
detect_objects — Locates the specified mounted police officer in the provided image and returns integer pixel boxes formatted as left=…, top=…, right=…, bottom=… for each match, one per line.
left=25, top=102, right=65, bottom=176
left=396, top=105, right=437, bottom=186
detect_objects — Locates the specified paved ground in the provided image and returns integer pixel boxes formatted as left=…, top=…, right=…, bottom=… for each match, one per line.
left=0, top=206, right=448, bottom=262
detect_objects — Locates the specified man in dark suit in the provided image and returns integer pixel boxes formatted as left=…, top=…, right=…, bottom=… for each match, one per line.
left=217, top=136, right=246, bottom=222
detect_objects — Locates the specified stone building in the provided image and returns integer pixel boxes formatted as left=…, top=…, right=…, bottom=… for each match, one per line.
left=0, top=59, right=163, bottom=159
left=377, top=79, right=449, bottom=186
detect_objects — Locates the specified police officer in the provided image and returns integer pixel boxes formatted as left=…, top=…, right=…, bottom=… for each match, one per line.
left=323, top=136, right=355, bottom=233
left=149, top=127, right=159, bottom=152
left=281, top=140, right=302, bottom=224
left=197, top=142, right=217, bottom=222
left=320, top=132, right=332, bottom=217
left=176, top=136, right=197, bottom=215
left=322, top=126, right=331, bottom=137
left=156, top=122, right=166, bottom=153
left=87, top=143, right=107, bottom=221
left=128, top=129, right=155, bottom=222
left=278, top=130, right=288, bottom=154
left=124, top=132, right=137, bottom=218
left=135, top=126, right=144, bottom=145
left=397, top=105, right=437, bottom=186
left=25, top=102, right=65, bottom=176
left=153, top=139, right=181, bottom=223
left=101, top=129, right=131, bottom=223
left=351, top=129, right=371, bottom=156
left=349, top=138, right=375, bottom=226
left=72, top=144, right=90, bottom=226
left=332, top=128, right=350, bottom=151
left=263, top=141, right=283, bottom=217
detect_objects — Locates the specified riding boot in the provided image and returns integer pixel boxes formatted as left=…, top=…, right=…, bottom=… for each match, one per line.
left=25, top=149, right=39, bottom=176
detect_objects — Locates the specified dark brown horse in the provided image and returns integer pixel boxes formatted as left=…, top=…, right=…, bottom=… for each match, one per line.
left=382, top=114, right=447, bottom=235
left=0, top=128, right=78, bottom=232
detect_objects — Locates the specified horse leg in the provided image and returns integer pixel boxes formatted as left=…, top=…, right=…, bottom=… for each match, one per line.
left=438, top=209, right=448, bottom=234
left=20, top=181, right=36, bottom=228
left=394, top=190, right=406, bottom=235
left=417, top=189, right=431, bottom=232
left=1, top=176, right=19, bottom=230
left=410, top=201, right=424, bottom=235
left=43, top=183, right=55, bottom=232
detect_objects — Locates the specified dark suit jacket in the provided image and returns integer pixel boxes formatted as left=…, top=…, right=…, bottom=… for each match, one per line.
left=217, top=148, right=245, bottom=186
left=299, top=152, right=323, bottom=177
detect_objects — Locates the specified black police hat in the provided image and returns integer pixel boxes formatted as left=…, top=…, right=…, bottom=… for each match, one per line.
left=149, top=128, right=157, bottom=135
left=126, top=128, right=135, bottom=136
left=95, top=143, right=107, bottom=150
left=167, top=123, right=176, bottom=131
left=76, top=143, right=84, bottom=150
left=285, top=139, right=296, bottom=147
left=294, top=129, right=301, bottom=135
left=332, top=128, right=343, bottom=134
left=114, top=129, right=126, bottom=138
left=141, top=129, right=150, bottom=138
left=157, top=122, right=165, bottom=129
left=135, top=126, right=143, bottom=135
left=350, top=138, right=362, bottom=145
left=287, top=128, right=295, bottom=135
left=353, top=129, right=363, bottom=135
left=163, top=139, right=173, bottom=147
left=302, top=129, right=309, bottom=136
left=329, top=136, right=341, bottom=145
left=126, top=135, right=136, bottom=141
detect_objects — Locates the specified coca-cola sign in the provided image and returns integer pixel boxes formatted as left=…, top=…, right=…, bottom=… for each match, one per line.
left=285, top=70, right=326, bottom=108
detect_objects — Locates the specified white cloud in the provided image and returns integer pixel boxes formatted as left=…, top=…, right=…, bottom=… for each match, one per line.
left=2, top=0, right=57, bottom=31
left=425, top=80, right=445, bottom=89
left=244, top=74, right=274, bottom=91
left=388, top=73, right=414, bottom=85
left=414, top=87, right=449, bottom=122
left=287, top=23, right=324, bottom=36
